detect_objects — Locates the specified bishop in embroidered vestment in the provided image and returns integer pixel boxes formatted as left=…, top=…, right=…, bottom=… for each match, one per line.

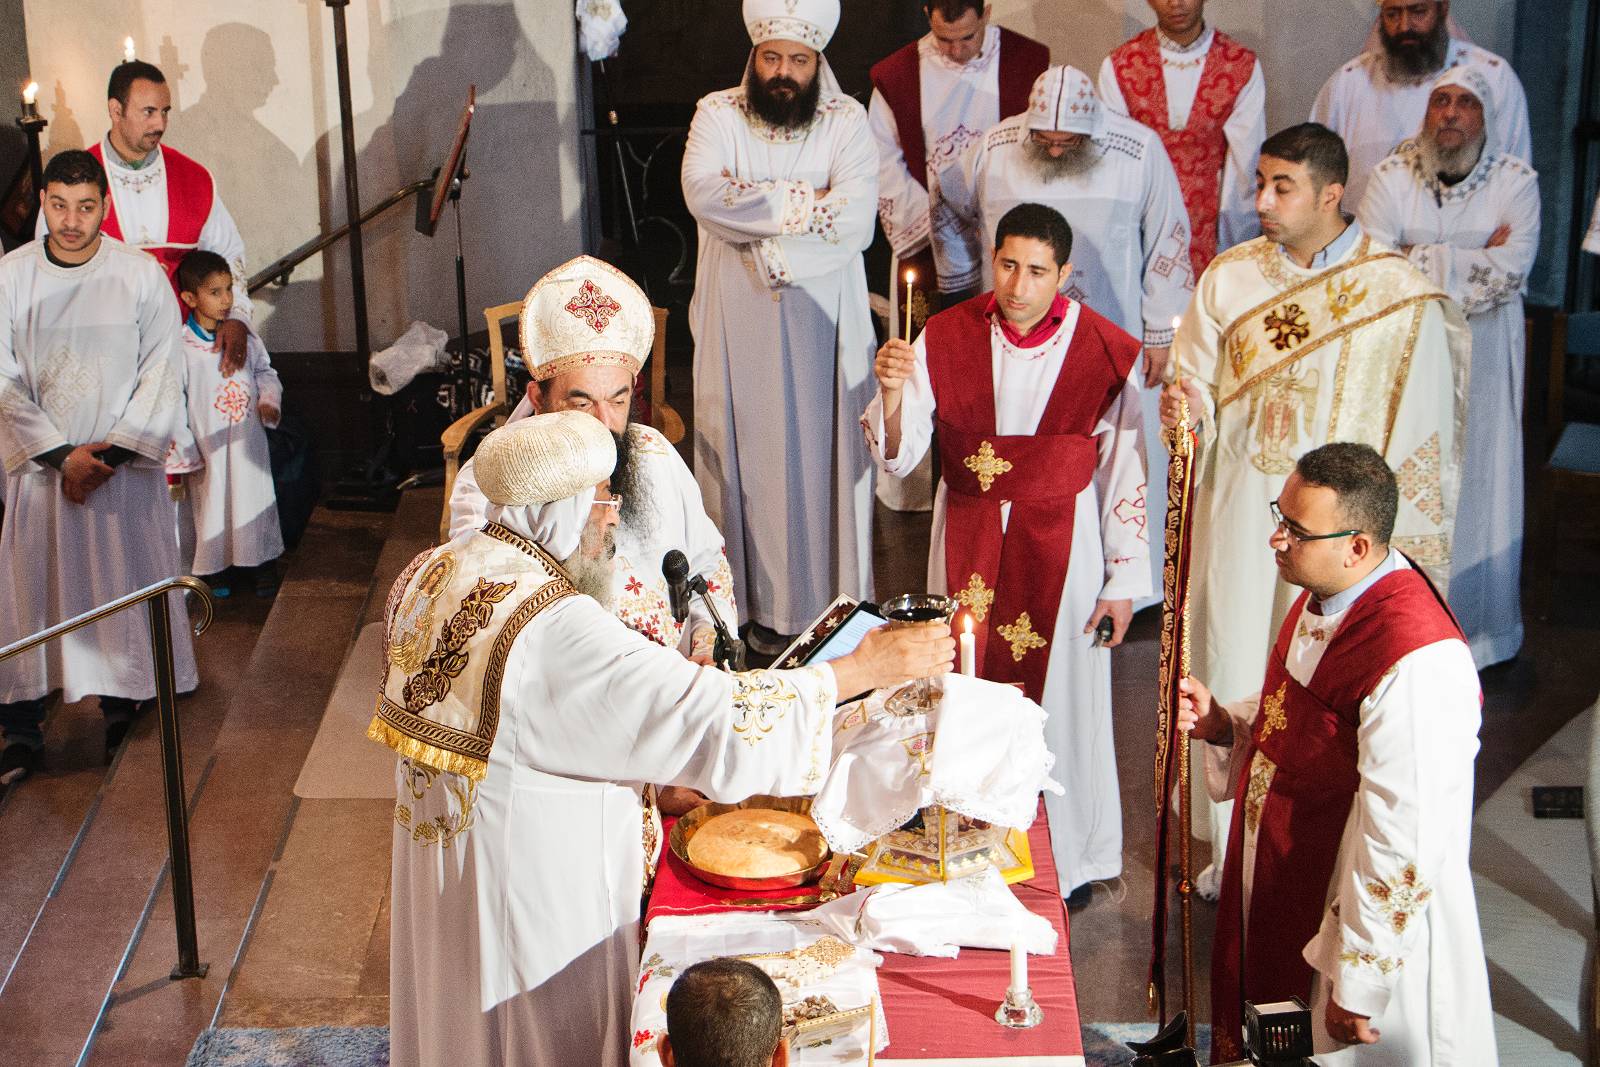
left=1164, top=123, right=1469, bottom=874
left=864, top=202, right=1150, bottom=897
left=1357, top=66, right=1539, bottom=669
left=1098, top=0, right=1265, bottom=276
left=682, top=0, right=878, bottom=639
left=1179, top=444, right=1493, bottom=1065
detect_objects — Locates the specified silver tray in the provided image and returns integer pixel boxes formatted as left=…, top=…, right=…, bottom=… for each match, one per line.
left=668, top=795, right=831, bottom=891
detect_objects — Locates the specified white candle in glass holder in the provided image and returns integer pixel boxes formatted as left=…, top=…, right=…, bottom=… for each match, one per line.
left=1009, top=941, right=1026, bottom=992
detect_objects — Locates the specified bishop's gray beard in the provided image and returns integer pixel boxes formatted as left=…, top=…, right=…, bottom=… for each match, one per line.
left=612, top=424, right=657, bottom=541
left=562, top=532, right=617, bottom=612
left=1379, top=22, right=1448, bottom=84
left=1418, top=127, right=1485, bottom=184
left=1021, top=137, right=1101, bottom=181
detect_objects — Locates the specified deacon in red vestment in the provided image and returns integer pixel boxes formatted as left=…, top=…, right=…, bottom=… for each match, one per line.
left=864, top=202, right=1151, bottom=900
left=1179, top=443, right=1494, bottom=1065
left=1098, top=0, right=1265, bottom=277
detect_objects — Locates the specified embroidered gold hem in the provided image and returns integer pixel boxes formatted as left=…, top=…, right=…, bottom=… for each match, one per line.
left=367, top=714, right=489, bottom=781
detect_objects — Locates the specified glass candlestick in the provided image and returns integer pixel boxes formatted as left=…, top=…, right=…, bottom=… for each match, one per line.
left=995, top=985, right=1044, bottom=1029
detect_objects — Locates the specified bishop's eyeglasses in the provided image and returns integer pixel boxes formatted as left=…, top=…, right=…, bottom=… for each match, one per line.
left=1269, top=500, right=1359, bottom=544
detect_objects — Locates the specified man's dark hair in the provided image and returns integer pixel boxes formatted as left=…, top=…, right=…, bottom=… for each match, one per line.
left=42, top=150, right=108, bottom=195
left=177, top=249, right=232, bottom=296
left=664, top=958, right=783, bottom=1067
left=1295, top=442, right=1398, bottom=546
left=925, top=0, right=985, bottom=20
left=108, top=61, right=167, bottom=108
left=993, top=202, right=1073, bottom=268
left=1259, top=123, right=1349, bottom=192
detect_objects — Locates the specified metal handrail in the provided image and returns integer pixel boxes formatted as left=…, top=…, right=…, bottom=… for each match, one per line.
left=246, top=177, right=433, bottom=295
left=0, top=575, right=215, bottom=980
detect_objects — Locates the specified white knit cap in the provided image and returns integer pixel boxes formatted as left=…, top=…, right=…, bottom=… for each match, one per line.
left=519, top=255, right=653, bottom=383
left=743, top=0, right=839, bottom=50
left=473, top=409, right=616, bottom=507
left=1025, top=66, right=1104, bottom=137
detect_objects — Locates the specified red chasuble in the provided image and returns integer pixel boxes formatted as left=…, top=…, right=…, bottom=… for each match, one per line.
left=88, top=141, right=216, bottom=301
left=1109, top=29, right=1255, bottom=277
left=923, top=295, right=1140, bottom=701
left=1208, top=563, right=1467, bottom=1063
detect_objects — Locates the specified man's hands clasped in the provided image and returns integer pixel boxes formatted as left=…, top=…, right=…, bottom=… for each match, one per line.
left=60, top=442, right=116, bottom=504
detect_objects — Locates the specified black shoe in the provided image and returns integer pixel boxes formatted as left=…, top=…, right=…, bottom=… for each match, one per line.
left=744, top=623, right=796, bottom=658
left=1064, top=883, right=1094, bottom=910
left=102, top=697, right=146, bottom=764
left=0, top=741, right=41, bottom=786
left=254, top=563, right=281, bottom=599
left=105, top=720, right=132, bottom=764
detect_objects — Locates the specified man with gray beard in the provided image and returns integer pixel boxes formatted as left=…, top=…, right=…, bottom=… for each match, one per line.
left=1311, top=0, right=1529, bottom=211
left=1358, top=66, right=1540, bottom=669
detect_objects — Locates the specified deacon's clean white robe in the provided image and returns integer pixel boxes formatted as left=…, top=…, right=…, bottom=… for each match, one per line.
left=450, top=403, right=739, bottom=656
left=940, top=111, right=1193, bottom=607
left=1310, top=39, right=1531, bottom=212
left=1205, top=556, right=1495, bottom=1064
left=1095, top=24, right=1266, bottom=254
left=683, top=80, right=878, bottom=635
left=389, top=594, right=838, bottom=1067
left=169, top=322, right=284, bottom=575
left=1359, top=146, right=1540, bottom=668
left=868, top=24, right=1006, bottom=294
left=862, top=301, right=1151, bottom=892
left=0, top=238, right=198, bottom=702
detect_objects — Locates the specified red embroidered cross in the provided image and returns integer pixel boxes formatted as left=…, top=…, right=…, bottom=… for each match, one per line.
left=1114, top=482, right=1148, bottom=541
left=214, top=379, right=250, bottom=423
left=564, top=280, right=622, bottom=333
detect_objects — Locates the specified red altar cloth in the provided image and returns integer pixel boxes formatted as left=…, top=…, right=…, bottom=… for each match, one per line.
left=646, top=800, right=1083, bottom=1064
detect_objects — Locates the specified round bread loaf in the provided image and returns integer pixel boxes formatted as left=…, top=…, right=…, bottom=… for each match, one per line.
left=686, top=809, right=828, bottom=878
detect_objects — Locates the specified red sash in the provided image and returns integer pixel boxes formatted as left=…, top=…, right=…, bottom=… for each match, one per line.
left=89, top=141, right=215, bottom=300
left=1208, top=563, right=1468, bottom=1063
left=1109, top=29, right=1254, bottom=276
left=924, top=296, right=1140, bottom=700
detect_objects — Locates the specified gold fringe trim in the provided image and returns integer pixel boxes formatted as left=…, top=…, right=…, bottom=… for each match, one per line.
left=366, top=715, right=488, bottom=781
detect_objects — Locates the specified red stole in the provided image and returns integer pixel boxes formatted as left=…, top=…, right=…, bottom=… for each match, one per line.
left=924, top=295, right=1140, bottom=701
left=1109, top=28, right=1255, bottom=277
left=1208, top=563, right=1468, bottom=1063
left=89, top=141, right=216, bottom=301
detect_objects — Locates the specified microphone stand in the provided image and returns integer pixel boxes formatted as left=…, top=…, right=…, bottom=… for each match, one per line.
left=688, top=576, right=745, bottom=672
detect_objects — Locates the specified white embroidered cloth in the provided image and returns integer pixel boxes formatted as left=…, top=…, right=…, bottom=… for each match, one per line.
left=805, top=866, right=1057, bottom=958
left=809, top=674, right=1063, bottom=854
left=630, top=911, right=887, bottom=1065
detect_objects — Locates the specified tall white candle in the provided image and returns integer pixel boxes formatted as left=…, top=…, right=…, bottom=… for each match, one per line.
left=960, top=614, right=975, bottom=677
left=903, top=269, right=917, bottom=340
left=1009, top=941, right=1027, bottom=993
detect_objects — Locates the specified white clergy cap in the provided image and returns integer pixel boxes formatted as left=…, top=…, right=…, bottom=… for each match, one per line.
left=1025, top=66, right=1104, bottom=138
left=474, top=410, right=617, bottom=508
left=743, top=0, right=840, bottom=50
left=519, top=254, right=653, bottom=383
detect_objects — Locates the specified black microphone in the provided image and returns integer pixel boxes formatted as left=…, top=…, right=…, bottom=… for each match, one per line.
left=662, top=550, right=691, bottom=624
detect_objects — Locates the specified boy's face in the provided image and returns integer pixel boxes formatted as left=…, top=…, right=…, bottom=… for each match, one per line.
left=181, top=270, right=234, bottom=323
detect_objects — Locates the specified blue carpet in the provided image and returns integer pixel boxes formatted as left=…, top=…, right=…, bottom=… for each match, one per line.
left=1082, top=1021, right=1211, bottom=1066
left=185, top=1026, right=389, bottom=1066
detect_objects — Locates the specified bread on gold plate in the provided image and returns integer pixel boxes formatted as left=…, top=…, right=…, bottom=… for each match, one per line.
left=686, top=809, right=828, bottom=879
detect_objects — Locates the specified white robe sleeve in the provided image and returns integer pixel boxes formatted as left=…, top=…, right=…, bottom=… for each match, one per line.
left=1094, top=367, right=1152, bottom=600
left=862, top=331, right=935, bottom=476
left=1170, top=265, right=1223, bottom=444
left=1139, top=138, right=1195, bottom=347
left=1217, top=61, right=1265, bottom=251
left=660, top=444, right=740, bottom=644
left=248, top=334, right=283, bottom=419
left=448, top=456, right=489, bottom=541
left=198, top=189, right=254, bottom=329
left=1309, top=70, right=1342, bottom=129
left=934, top=135, right=985, bottom=230
left=107, top=268, right=186, bottom=462
left=682, top=100, right=817, bottom=247
left=752, top=107, right=879, bottom=288
left=1316, top=639, right=1481, bottom=1019
left=526, top=596, right=841, bottom=801
left=1096, top=58, right=1130, bottom=117
left=1203, top=691, right=1262, bottom=802
left=868, top=89, right=932, bottom=258
left=1492, top=65, right=1532, bottom=163
left=0, top=278, right=70, bottom=472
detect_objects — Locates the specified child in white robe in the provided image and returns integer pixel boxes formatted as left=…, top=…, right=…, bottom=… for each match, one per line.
left=168, top=250, right=284, bottom=598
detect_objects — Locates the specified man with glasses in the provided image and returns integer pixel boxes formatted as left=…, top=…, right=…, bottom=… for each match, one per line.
left=1177, top=443, right=1494, bottom=1064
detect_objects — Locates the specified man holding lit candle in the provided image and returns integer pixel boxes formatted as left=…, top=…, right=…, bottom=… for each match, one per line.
left=864, top=202, right=1150, bottom=905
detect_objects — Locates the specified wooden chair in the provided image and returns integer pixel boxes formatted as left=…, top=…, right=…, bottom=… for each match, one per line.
left=438, top=301, right=683, bottom=543
left=1532, top=310, right=1600, bottom=618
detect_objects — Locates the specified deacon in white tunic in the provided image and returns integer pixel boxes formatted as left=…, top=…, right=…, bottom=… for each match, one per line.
left=1358, top=67, right=1540, bottom=668
left=1310, top=0, right=1530, bottom=212
left=940, top=65, right=1193, bottom=607
left=0, top=151, right=197, bottom=766
left=374, top=411, right=951, bottom=1067
left=683, top=0, right=877, bottom=643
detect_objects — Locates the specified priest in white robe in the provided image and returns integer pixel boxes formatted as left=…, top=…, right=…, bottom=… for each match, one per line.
left=683, top=0, right=878, bottom=652
left=374, top=410, right=951, bottom=1067
left=940, top=65, right=1193, bottom=608
left=0, top=150, right=197, bottom=778
left=1310, top=0, right=1530, bottom=211
left=1180, top=444, right=1494, bottom=1065
left=864, top=202, right=1151, bottom=899
left=1358, top=67, right=1540, bottom=668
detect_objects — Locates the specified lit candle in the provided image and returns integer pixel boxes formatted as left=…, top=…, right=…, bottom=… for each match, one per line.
left=1009, top=941, right=1027, bottom=993
left=20, top=81, right=38, bottom=122
left=124, top=37, right=136, bottom=63
left=960, top=614, right=975, bottom=677
left=903, top=268, right=916, bottom=340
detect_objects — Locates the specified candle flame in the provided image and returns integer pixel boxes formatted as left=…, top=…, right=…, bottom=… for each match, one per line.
left=124, top=37, right=135, bottom=62
left=963, top=614, right=973, bottom=635
left=1172, top=315, right=1182, bottom=331
left=22, top=82, right=37, bottom=106
left=904, top=268, right=916, bottom=285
